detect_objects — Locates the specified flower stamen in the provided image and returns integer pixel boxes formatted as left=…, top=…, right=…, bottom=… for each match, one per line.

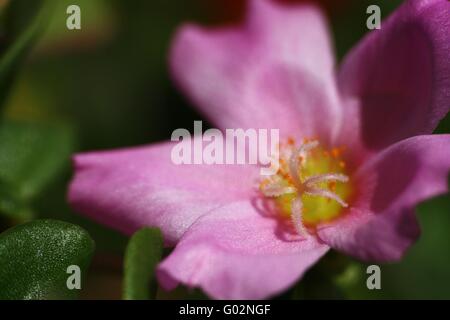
left=259, top=139, right=351, bottom=236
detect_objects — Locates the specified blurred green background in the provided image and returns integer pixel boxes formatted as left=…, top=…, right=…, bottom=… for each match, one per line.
left=0, top=0, right=449, bottom=299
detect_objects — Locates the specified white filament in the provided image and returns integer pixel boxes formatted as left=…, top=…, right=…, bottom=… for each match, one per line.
left=260, top=184, right=297, bottom=197
left=305, top=188, right=348, bottom=207
left=304, top=173, right=349, bottom=187
left=291, top=197, right=307, bottom=236
left=288, top=141, right=319, bottom=188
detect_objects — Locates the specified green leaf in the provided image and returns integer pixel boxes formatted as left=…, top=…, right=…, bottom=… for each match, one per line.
left=0, top=178, right=33, bottom=221
left=0, top=0, right=51, bottom=109
left=0, top=120, right=74, bottom=221
left=123, top=227, right=163, bottom=300
left=0, top=219, right=95, bottom=299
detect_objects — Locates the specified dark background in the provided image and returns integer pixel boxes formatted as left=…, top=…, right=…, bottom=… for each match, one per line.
left=0, top=0, right=449, bottom=299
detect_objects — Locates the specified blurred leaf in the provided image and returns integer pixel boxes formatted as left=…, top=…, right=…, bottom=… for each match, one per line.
left=0, top=219, right=95, bottom=299
left=0, top=178, right=33, bottom=221
left=36, top=0, right=115, bottom=51
left=0, top=0, right=51, bottom=109
left=333, top=263, right=364, bottom=293
left=3, top=1, right=44, bottom=36
left=289, top=251, right=351, bottom=299
left=0, top=120, right=74, bottom=221
left=123, top=227, right=163, bottom=300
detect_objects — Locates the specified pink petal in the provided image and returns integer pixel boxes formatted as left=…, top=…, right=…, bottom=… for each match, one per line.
left=338, top=0, right=450, bottom=157
left=170, top=0, right=341, bottom=141
left=157, top=201, right=329, bottom=299
left=246, top=0, right=335, bottom=80
left=318, top=135, right=450, bottom=262
left=68, top=141, right=259, bottom=245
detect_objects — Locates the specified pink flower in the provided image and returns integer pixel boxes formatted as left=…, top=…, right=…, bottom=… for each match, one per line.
left=68, top=0, right=450, bottom=299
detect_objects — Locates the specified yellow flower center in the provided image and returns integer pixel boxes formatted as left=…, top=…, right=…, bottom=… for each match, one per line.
left=259, top=138, right=352, bottom=235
